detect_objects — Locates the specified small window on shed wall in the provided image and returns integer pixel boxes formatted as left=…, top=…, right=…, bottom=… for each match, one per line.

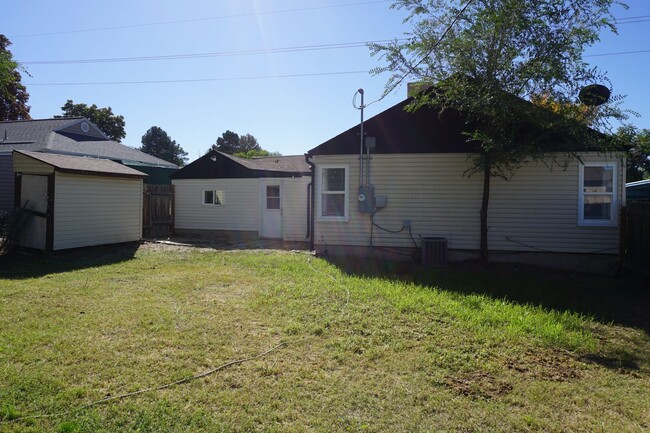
left=203, top=190, right=225, bottom=205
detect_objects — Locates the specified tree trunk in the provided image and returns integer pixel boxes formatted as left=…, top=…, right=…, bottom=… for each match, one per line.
left=480, top=158, right=491, bottom=264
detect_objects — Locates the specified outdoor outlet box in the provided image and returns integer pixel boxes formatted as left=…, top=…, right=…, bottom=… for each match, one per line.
left=375, top=195, right=387, bottom=208
left=358, top=185, right=375, bottom=213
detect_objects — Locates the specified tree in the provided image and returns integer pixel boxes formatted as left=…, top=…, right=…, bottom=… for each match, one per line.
left=139, top=126, right=188, bottom=167
left=0, top=35, right=30, bottom=120
left=211, top=130, right=262, bottom=154
left=615, top=125, right=650, bottom=182
left=57, top=100, right=126, bottom=142
left=371, top=0, right=627, bottom=262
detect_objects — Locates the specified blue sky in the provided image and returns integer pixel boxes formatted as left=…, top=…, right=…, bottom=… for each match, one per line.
left=4, top=0, right=650, bottom=161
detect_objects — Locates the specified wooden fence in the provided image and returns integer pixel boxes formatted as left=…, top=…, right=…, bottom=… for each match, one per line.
left=624, top=200, right=650, bottom=276
left=143, top=184, right=173, bottom=238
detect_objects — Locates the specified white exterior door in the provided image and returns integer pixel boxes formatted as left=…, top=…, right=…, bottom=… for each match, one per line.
left=260, top=180, right=282, bottom=239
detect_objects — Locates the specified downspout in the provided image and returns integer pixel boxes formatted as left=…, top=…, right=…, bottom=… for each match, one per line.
left=304, top=153, right=315, bottom=250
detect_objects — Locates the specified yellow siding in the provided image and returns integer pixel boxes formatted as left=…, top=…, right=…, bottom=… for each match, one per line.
left=53, top=173, right=143, bottom=250
left=173, top=179, right=260, bottom=231
left=281, top=176, right=310, bottom=241
left=13, top=152, right=54, bottom=174
left=312, top=153, right=622, bottom=254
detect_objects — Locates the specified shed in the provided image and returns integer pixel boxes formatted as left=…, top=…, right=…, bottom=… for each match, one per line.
left=170, top=150, right=311, bottom=242
left=0, top=117, right=178, bottom=212
left=12, top=150, right=147, bottom=251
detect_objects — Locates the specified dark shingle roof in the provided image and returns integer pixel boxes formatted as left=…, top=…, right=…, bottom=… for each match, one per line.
left=14, top=150, right=148, bottom=179
left=1, top=118, right=178, bottom=168
left=307, top=91, right=595, bottom=156
left=170, top=150, right=309, bottom=180
left=308, top=98, right=477, bottom=156
left=219, top=152, right=309, bottom=172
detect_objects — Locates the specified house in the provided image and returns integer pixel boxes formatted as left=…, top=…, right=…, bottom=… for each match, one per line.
left=626, top=179, right=650, bottom=200
left=0, top=118, right=178, bottom=212
left=170, top=150, right=311, bottom=242
left=305, top=95, right=625, bottom=271
left=12, top=150, right=146, bottom=251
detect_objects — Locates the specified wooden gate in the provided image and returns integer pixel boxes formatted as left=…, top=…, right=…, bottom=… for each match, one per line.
left=624, top=200, right=650, bottom=276
left=143, top=184, right=173, bottom=238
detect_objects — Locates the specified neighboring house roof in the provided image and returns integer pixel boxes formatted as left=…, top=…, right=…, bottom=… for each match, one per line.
left=14, top=150, right=148, bottom=179
left=626, top=179, right=650, bottom=199
left=170, top=150, right=310, bottom=180
left=307, top=93, right=592, bottom=156
left=0, top=118, right=178, bottom=169
left=626, top=179, right=650, bottom=188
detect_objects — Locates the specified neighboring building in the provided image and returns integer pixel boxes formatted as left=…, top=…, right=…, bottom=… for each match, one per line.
left=305, top=96, right=625, bottom=271
left=171, top=150, right=311, bottom=242
left=0, top=118, right=178, bottom=211
left=13, top=150, right=146, bottom=251
left=626, top=179, right=650, bottom=200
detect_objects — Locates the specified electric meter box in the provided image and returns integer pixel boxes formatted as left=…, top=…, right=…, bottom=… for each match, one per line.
left=358, top=185, right=375, bottom=213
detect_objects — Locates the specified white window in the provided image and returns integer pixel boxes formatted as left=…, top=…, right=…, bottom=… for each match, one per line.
left=578, top=162, right=617, bottom=226
left=203, top=190, right=224, bottom=205
left=318, top=164, right=349, bottom=220
left=266, top=185, right=281, bottom=210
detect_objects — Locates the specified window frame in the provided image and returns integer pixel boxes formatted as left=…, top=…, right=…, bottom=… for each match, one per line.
left=578, top=162, right=618, bottom=227
left=317, top=164, right=349, bottom=221
left=265, top=185, right=281, bottom=210
left=202, top=189, right=224, bottom=206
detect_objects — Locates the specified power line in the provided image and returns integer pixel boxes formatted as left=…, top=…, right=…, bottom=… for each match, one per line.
left=20, top=40, right=402, bottom=65
left=585, top=48, right=650, bottom=57
left=24, top=70, right=371, bottom=86
left=12, top=0, right=391, bottom=38
left=615, top=14, right=650, bottom=23
left=366, top=0, right=475, bottom=106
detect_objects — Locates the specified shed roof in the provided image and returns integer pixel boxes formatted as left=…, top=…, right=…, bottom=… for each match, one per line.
left=14, top=150, right=148, bottom=179
left=1, top=118, right=178, bottom=168
left=171, top=150, right=310, bottom=180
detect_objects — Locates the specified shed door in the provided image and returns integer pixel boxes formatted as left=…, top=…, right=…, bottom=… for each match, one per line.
left=18, top=174, right=49, bottom=250
left=260, top=180, right=282, bottom=239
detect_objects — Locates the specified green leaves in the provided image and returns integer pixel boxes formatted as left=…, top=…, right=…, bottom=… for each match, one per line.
left=0, top=35, right=30, bottom=121
left=140, top=126, right=188, bottom=166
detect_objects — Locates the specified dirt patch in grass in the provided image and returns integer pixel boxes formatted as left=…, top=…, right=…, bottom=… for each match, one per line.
left=444, top=372, right=513, bottom=399
left=505, top=349, right=584, bottom=382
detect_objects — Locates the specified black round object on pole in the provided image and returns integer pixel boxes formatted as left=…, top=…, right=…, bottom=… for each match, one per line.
left=579, top=84, right=611, bottom=106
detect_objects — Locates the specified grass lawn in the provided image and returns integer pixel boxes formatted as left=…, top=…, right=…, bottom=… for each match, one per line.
left=0, top=243, right=649, bottom=432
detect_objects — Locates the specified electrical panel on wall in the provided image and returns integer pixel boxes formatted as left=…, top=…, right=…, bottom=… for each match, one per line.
left=358, top=185, right=375, bottom=213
